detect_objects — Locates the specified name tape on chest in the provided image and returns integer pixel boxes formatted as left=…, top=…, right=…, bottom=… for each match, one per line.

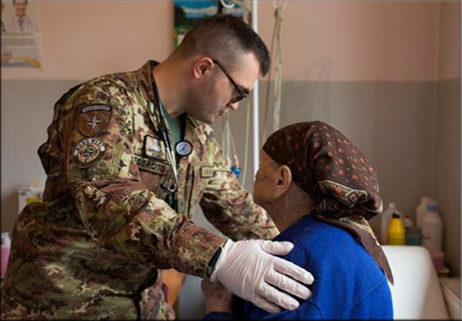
left=78, top=104, right=113, bottom=137
left=134, top=155, right=170, bottom=176
left=200, top=166, right=216, bottom=178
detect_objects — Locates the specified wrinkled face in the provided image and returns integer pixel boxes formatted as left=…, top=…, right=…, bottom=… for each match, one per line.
left=187, top=52, right=260, bottom=124
left=14, top=0, right=27, bottom=17
left=253, top=150, right=281, bottom=210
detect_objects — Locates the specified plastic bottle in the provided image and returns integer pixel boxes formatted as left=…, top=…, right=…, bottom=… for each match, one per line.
left=387, top=213, right=406, bottom=245
left=421, top=201, right=443, bottom=251
left=402, top=215, right=414, bottom=244
left=430, top=250, right=446, bottom=272
left=231, top=156, right=241, bottom=179
left=416, top=196, right=432, bottom=228
left=406, top=226, right=422, bottom=245
left=380, top=203, right=401, bottom=244
left=403, top=215, right=414, bottom=228
left=1, top=232, right=11, bottom=278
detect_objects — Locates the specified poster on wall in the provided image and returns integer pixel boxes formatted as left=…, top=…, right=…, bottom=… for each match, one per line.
left=174, top=0, right=246, bottom=48
left=1, top=0, right=42, bottom=68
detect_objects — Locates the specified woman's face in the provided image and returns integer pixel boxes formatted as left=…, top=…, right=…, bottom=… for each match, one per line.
left=253, top=150, right=280, bottom=209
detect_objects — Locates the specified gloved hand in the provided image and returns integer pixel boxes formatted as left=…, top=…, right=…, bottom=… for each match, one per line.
left=210, top=239, right=314, bottom=313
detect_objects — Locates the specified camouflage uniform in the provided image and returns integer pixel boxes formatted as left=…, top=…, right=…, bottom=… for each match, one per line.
left=1, top=61, right=278, bottom=320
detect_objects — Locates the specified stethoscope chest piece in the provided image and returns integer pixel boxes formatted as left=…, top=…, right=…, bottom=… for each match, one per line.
left=175, top=140, right=193, bottom=157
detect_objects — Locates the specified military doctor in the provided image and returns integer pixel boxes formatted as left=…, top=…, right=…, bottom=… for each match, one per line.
left=1, top=14, right=314, bottom=320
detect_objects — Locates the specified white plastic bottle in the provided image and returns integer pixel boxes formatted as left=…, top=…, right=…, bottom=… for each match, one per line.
left=380, top=203, right=401, bottom=244
left=421, top=201, right=443, bottom=251
left=416, top=196, right=432, bottom=228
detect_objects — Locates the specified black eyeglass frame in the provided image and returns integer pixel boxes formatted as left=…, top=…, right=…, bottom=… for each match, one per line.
left=211, top=59, right=250, bottom=104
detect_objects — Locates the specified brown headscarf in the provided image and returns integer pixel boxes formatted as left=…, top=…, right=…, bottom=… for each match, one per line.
left=263, top=121, right=393, bottom=284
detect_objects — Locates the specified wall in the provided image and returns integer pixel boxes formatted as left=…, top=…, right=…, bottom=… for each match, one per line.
left=2, top=1, right=174, bottom=80
left=1, top=79, right=80, bottom=228
left=258, top=1, right=440, bottom=82
left=1, top=0, right=460, bottom=317
left=434, top=0, right=461, bottom=279
left=2, top=1, right=440, bottom=82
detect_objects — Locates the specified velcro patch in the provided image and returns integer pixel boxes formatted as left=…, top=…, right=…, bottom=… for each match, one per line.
left=73, top=138, right=106, bottom=168
left=144, top=135, right=167, bottom=161
left=78, top=104, right=113, bottom=137
left=200, top=166, right=216, bottom=178
left=133, top=155, right=169, bottom=175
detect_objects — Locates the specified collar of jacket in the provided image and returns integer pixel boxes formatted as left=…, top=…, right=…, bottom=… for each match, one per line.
left=138, top=60, right=208, bottom=134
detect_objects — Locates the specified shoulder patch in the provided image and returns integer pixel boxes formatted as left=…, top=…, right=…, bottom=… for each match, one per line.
left=73, top=138, right=106, bottom=168
left=78, top=104, right=113, bottom=137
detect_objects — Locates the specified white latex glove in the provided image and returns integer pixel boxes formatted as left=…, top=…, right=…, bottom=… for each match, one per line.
left=211, top=239, right=314, bottom=313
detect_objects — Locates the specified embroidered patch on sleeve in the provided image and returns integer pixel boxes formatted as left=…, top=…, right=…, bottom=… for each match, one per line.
left=73, top=137, right=106, bottom=168
left=78, top=104, right=113, bottom=137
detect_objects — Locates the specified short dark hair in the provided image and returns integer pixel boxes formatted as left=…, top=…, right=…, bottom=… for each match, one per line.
left=177, top=14, right=270, bottom=76
left=13, top=0, right=28, bottom=4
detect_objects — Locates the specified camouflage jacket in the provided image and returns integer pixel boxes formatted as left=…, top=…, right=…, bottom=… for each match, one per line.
left=1, top=61, right=278, bottom=320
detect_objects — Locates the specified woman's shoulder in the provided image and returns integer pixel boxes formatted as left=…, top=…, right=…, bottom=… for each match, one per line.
left=277, top=216, right=384, bottom=279
left=276, top=215, right=358, bottom=250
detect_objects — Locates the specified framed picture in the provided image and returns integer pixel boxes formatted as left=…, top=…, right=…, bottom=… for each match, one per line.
left=1, top=0, right=42, bottom=68
left=174, top=0, right=246, bottom=48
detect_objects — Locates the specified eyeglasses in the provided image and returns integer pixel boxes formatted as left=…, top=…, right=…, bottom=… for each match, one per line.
left=212, top=59, right=250, bottom=104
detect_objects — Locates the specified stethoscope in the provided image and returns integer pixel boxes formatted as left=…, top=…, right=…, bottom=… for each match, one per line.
left=150, top=75, right=193, bottom=195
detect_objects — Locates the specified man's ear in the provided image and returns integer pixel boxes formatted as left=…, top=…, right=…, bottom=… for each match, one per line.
left=275, top=165, right=293, bottom=197
left=193, top=57, right=213, bottom=79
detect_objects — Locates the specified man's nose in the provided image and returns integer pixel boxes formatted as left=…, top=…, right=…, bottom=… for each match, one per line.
left=227, top=101, right=240, bottom=110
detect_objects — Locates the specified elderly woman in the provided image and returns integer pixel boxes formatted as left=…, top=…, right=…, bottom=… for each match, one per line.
left=202, top=121, right=394, bottom=320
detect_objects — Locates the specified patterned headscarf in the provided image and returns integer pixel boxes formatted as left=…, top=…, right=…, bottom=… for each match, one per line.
left=263, top=121, right=393, bottom=284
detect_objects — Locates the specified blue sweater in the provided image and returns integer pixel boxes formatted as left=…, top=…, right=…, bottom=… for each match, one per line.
left=204, top=215, right=393, bottom=320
